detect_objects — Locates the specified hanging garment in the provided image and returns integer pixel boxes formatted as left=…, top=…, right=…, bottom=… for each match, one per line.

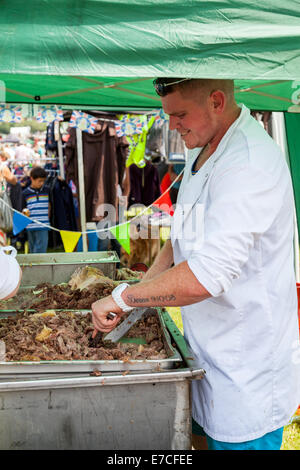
left=7, top=182, right=23, bottom=212
left=45, top=176, right=77, bottom=249
left=0, top=163, right=13, bottom=233
left=50, top=177, right=77, bottom=232
left=45, top=121, right=58, bottom=151
left=126, top=116, right=155, bottom=168
left=128, top=161, right=161, bottom=207
left=65, top=122, right=129, bottom=223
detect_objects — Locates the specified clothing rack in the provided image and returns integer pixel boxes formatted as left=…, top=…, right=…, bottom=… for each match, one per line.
left=46, top=169, right=60, bottom=176
left=9, top=157, right=60, bottom=163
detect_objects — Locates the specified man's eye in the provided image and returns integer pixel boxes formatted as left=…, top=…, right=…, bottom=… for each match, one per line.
left=178, top=114, right=185, bottom=119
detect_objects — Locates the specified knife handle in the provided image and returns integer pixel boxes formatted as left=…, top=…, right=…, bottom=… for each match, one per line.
left=107, top=312, right=117, bottom=320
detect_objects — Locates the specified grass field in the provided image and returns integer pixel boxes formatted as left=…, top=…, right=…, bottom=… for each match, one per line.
left=166, top=307, right=300, bottom=450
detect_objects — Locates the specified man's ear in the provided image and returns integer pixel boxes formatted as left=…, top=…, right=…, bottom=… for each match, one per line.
left=210, top=90, right=226, bottom=114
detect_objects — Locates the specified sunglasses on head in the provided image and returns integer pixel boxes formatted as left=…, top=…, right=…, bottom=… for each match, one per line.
left=153, top=78, right=190, bottom=96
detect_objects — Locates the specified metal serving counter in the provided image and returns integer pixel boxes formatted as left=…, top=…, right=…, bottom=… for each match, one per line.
left=16, top=251, right=119, bottom=285
left=0, top=313, right=205, bottom=450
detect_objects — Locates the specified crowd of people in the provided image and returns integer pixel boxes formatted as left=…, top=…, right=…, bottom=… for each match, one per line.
left=0, top=136, right=58, bottom=253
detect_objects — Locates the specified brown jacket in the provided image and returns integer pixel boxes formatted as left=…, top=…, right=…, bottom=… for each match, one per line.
left=65, top=122, right=129, bottom=223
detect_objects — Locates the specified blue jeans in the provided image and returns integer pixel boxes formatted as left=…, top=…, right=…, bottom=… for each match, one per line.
left=192, top=418, right=284, bottom=450
left=27, top=230, right=49, bottom=253
left=98, top=235, right=121, bottom=259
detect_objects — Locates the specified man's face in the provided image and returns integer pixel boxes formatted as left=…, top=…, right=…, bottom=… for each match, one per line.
left=31, top=177, right=46, bottom=189
left=161, top=89, right=217, bottom=149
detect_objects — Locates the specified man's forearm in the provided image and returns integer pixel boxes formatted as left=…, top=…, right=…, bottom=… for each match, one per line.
left=142, top=239, right=174, bottom=282
left=123, top=260, right=210, bottom=308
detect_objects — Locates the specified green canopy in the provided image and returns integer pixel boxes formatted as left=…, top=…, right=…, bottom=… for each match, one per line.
left=0, top=1, right=299, bottom=110
left=285, top=113, right=300, bottom=236
left=0, top=0, right=300, bottom=241
left=0, top=75, right=299, bottom=112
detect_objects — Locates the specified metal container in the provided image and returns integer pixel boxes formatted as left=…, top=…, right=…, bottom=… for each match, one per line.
left=0, top=368, right=203, bottom=450
left=0, top=308, right=182, bottom=373
left=16, top=251, right=119, bottom=286
left=0, top=313, right=205, bottom=450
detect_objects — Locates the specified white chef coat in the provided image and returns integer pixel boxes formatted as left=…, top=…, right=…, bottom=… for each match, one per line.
left=0, top=249, right=20, bottom=299
left=171, top=105, right=300, bottom=443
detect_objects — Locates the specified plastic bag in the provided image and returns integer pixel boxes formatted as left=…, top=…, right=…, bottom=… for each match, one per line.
left=68, top=266, right=115, bottom=291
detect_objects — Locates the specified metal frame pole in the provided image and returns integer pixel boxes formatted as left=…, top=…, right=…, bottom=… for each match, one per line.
left=271, top=112, right=300, bottom=282
left=57, top=134, right=65, bottom=180
left=76, top=127, right=88, bottom=252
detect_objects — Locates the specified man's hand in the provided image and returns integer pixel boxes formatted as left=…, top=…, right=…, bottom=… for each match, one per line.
left=91, top=295, right=124, bottom=335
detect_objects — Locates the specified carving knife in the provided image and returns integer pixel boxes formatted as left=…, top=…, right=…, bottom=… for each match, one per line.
left=103, top=308, right=149, bottom=343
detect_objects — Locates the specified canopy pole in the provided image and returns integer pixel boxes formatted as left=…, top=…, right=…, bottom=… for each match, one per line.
left=76, top=127, right=88, bottom=252
left=271, top=112, right=300, bottom=282
left=57, top=135, right=65, bottom=180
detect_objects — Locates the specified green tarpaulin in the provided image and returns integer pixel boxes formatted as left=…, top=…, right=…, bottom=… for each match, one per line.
left=285, top=113, right=300, bottom=239
left=0, top=1, right=299, bottom=110
left=1, top=76, right=300, bottom=111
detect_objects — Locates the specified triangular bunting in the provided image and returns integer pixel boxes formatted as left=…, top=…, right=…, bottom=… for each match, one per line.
left=13, top=212, right=31, bottom=235
left=60, top=230, right=82, bottom=253
left=109, top=222, right=131, bottom=255
left=152, top=192, right=174, bottom=216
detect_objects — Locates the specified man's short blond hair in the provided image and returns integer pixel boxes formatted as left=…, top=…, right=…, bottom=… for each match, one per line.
left=154, top=77, right=235, bottom=104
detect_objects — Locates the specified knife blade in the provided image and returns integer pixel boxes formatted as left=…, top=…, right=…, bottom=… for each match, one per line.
left=103, top=308, right=149, bottom=343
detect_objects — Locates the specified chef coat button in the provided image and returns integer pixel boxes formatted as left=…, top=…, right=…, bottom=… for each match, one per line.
left=205, top=173, right=208, bottom=178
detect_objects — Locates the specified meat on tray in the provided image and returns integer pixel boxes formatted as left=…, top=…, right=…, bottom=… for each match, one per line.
left=0, top=310, right=168, bottom=362
left=22, top=282, right=115, bottom=310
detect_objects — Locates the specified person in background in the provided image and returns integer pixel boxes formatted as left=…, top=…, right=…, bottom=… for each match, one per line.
left=168, top=162, right=185, bottom=204
left=22, top=166, right=50, bottom=253
left=0, top=151, right=17, bottom=186
left=3, top=145, right=16, bottom=161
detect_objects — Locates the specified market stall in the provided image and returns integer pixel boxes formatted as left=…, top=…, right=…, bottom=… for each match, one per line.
left=0, top=0, right=299, bottom=450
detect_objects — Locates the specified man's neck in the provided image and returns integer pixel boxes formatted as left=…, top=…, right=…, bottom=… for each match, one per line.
left=194, top=106, right=241, bottom=172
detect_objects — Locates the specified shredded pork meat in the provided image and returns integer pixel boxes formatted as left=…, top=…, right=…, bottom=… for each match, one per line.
left=0, top=310, right=168, bottom=362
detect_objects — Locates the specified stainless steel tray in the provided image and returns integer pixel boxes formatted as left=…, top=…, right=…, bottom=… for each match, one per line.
left=0, top=280, right=140, bottom=311
left=0, top=308, right=182, bottom=374
left=16, top=251, right=119, bottom=286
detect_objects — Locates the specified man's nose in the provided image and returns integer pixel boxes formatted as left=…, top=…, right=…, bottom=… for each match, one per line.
left=169, top=115, right=180, bottom=131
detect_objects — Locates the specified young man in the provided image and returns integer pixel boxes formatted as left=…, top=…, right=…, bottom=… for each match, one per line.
left=91, top=78, right=299, bottom=450
left=22, top=166, right=50, bottom=253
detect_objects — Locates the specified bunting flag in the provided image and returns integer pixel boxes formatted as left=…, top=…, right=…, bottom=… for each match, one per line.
left=115, top=114, right=147, bottom=137
left=12, top=212, right=31, bottom=235
left=152, top=192, right=174, bottom=216
left=69, top=110, right=98, bottom=134
left=36, top=106, right=63, bottom=123
left=126, top=115, right=156, bottom=168
left=60, top=230, right=82, bottom=253
left=0, top=105, right=22, bottom=123
left=109, top=222, right=131, bottom=255
left=152, top=108, right=168, bottom=126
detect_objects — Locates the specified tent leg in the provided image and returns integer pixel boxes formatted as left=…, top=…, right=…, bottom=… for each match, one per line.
left=57, top=136, right=65, bottom=180
left=271, top=112, right=300, bottom=282
left=76, top=127, right=88, bottom=252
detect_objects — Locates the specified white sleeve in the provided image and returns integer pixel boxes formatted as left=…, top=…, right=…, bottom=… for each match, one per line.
left=187, top=164, right=288, bottom=297
left=0, top=252, right=21, bottom=299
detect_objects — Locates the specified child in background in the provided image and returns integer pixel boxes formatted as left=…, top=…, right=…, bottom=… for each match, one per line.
left=22, top=167, right=50, bottom=253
